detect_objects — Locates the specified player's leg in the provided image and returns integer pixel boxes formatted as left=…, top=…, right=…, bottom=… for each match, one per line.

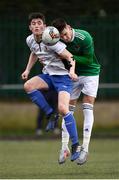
left=58, top=118, right=70, bottom=164
left=45, top=90, right=60, bottom=132
left=77, top=95, right=95, bottom=165
left=46, top=74, right=80, bottom=161
left=36, top=109, right=45, bottom=136
left=59, top=103, right=76, bottom=164
left=76, top=75, right=99, bottom=165
left=59, top=78, right=82, bottom=164
left=24, top=74, right=53, bottom=116
left=48, top=91, right=60, bottom=134
left=58, top=91, right=80, bottom=162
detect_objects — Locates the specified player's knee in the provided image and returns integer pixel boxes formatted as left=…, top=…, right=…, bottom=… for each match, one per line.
left=82, top=103, right=93, bottom=110
left=58, top=104, right=68, bottom=115
left=83, top=96, right=95, bottom=105
left=24, top=81, right=34, bottom=92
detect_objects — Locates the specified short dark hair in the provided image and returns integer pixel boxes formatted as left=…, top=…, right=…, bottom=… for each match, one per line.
left=51, top=18, right=67, bottom=33
left=28, top=12, right=46, bottom=24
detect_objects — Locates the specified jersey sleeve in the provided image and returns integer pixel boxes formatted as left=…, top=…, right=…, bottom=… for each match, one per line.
left=26, top=36, right=30, bottom=48
left=26, top=35, right=34, bottom=51
left=49, top=41, right=66, bottom=54
left=73, top=32, right=94, bottom=65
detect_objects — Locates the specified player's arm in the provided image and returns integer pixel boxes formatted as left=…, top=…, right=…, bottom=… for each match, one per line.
left=21, top=52, right=38, bottom=80
left=58, top=49, right=78, bottom=80
left=50, top=41, right=77, bottom=79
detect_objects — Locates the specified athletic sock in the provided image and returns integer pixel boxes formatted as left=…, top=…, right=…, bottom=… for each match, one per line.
left=63, top=112, right=79, bottom=145
left=82, top=103, right=94, bottom=152
left=61, top=105, right=76, bottom=150
left=62, top=119, right=69, bottom=150
left=27, top=90, right=53, bottom=115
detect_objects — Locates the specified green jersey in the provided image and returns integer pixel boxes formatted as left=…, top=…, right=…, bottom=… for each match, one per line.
left=66, top=29, right=101, bottom=76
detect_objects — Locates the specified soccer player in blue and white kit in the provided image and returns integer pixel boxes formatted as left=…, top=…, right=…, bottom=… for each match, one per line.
left=21, top=12, right=80, bottom=161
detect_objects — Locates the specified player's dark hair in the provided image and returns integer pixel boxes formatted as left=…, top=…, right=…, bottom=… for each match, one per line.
left=51, top=18, right=67, bottom=33
left=28, top=12, right=46, bottom=24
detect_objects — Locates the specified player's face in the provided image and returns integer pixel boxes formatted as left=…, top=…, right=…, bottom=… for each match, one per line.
left=29, top=18, right=46, bottom=35
left=60, top=25, right=73, bottom=42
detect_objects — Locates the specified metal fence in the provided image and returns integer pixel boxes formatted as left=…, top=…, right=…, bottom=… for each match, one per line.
left=0, top=15, right=119, bottom=99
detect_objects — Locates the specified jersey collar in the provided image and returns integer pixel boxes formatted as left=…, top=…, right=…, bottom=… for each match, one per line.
left=71, top=29, right=75, bottom=42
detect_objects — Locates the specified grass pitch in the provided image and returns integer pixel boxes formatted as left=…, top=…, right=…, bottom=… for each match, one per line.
left=0, top=138, right=119, bottom=179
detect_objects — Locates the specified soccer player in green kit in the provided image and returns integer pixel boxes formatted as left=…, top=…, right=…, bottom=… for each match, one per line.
left=52, top=18, right=101, bottom=165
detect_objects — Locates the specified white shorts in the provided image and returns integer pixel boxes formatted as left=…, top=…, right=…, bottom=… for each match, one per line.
left=71, top=75, right=99, bottom=100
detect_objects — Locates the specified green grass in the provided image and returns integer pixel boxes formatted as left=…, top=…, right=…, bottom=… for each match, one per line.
left=0, top=139, right=119, bottom=179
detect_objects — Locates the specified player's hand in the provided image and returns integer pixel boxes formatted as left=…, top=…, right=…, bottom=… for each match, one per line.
left=69, top=72, right=78, bottom=81
left=21, top=70, right=29, bottom=80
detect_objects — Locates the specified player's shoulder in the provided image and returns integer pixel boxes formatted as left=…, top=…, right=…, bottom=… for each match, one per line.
left=54, top=41, right=66, bottom=47
left=46, top=40, right=66, bottom=54
left=74, top=28, right=92, bottom=41
left=47, top=41, right=66, bottom=49
left=26, top=34, right=34, bottom=46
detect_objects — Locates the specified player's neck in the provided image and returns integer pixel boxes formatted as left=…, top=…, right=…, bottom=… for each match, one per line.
left=34, top=34, right=42, bottom=43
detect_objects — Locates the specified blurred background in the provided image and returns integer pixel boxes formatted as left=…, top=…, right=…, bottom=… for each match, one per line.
left=0, top=0, right=119, bottom=138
